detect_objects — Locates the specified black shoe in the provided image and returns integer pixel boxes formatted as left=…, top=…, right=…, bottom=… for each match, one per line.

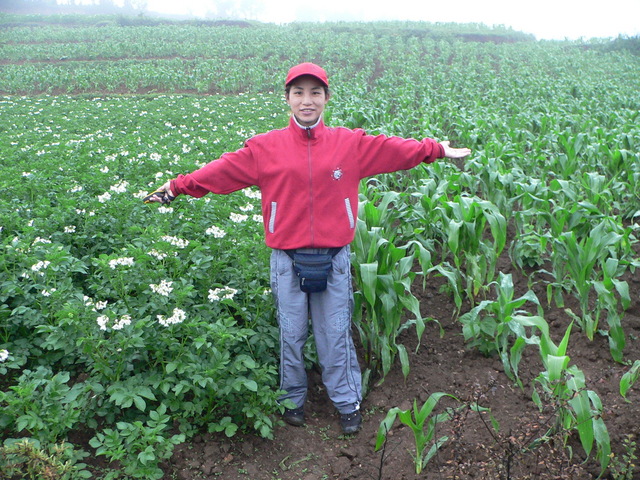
left=339, top=410, right=362, bottom=434
left=282, top=406, right=305, bottom=427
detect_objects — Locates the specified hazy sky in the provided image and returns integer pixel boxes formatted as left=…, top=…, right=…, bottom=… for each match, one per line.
left=140, top=0, right=640, bottom=40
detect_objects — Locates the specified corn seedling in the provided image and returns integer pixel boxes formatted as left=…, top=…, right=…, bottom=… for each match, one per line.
left=459, top=273, right=542, bottom=385
left=550, top=221, right=625, bottom=341
left=435, top=194, right=506, bottom=306
left=515, top=316, right=611, bottom=474
left=375, top=392, right=457, bottom=474
left=592, top=257, right=631, bottom=363
left=620, top=360, right=640, bottom=400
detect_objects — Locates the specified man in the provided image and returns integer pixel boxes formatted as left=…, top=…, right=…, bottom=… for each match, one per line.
left=147, top=62, right=470, bottom=434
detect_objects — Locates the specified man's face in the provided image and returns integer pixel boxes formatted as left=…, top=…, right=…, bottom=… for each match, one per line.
left=286, top=75, right=329, bottom=126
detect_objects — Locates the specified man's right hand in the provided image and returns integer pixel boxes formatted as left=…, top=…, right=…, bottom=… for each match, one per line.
left=143, top=181, right=175, bottom=204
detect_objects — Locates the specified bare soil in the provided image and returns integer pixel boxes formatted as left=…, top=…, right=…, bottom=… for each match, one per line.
left=162, top=256, right=640, bottom=480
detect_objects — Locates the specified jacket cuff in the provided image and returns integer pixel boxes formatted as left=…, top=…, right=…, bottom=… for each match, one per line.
left=169, top=179, right=180, bottom=196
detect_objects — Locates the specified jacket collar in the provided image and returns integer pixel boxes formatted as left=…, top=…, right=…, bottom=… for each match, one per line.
left=289, top=115, right=325, bottom=140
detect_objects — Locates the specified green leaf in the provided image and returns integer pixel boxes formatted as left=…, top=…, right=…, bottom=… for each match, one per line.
left=556, top=321, right=573, bottom=357
left=569, top=390, right=594, bottom=456
left=88, top=436, right=102, bottom=449
left=244, top=380, right=258, bottom=392
left=225, top=423, right=238, bottom=437
left=109, top=390, right=127, bottom=406
left=423, top=435, right=449, bottom=467
left=136, top=387, right=157, bottom=400
left=360, top=262, right=379, bottom=307
left=620, top=360, right=640, bottom=399
left=612, top=279, right=631, bottom=310
left=137, top=447, right=156, bottom=465
left=133, top=395, right=147, bottom=412
left=375, top=408, right=400, bottom=451
left=547, top=354, right=570, bottom=382
left=593, top=416, right=611, bottom=471
left=397, top=344, right=410, bottom=379
left=446, top=220, right=462, bottom=255
left=165, top=361, right=178, bottom=374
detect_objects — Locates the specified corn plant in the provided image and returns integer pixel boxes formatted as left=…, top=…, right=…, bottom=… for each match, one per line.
left=540, top=182, right=602, bottom=238
left=356, top=187, right=404, bottom=241
left=395, top=181, right=470, bottom=314
left=434, top=194, right=507, bottom=307
left=592, top=257, right=631, bottom=363
left=399, top=178, right=448, bottom=251
left=510, top=180, right=552, bottom=270
left=465, top=153, right=520, bottom=219
left=459, top=273, right=542, bottom=385
left=352, top=209, right=434, bottom=390
left=428, top=261, right=466, bottom=315
left=515, top=316, right=611, bottom=474
left=549, top=220, right=630, bottom=348
left=579, top=171, right=616, bottom=216
left=375, top=392, right=457, bottom=475
left=555, top=130, right=587, bottom=178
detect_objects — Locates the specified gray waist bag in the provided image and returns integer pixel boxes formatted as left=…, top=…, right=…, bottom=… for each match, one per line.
left=285, top=248, right=342, bottom=293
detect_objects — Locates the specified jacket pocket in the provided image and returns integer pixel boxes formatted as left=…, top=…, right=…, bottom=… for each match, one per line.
left=268, top=201, right=277, bottom=233
left=344, top=198, right=355, bottom=229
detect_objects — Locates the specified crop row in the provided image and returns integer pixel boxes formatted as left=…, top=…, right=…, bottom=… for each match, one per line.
left=2, top=19, right=625, bottom=96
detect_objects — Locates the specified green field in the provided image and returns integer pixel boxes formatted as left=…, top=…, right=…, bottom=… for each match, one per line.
left=1, top=14, right=639, bottom=479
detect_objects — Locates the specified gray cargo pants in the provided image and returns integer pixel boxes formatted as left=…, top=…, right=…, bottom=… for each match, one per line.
left=270, top=246, right=362, bottom=414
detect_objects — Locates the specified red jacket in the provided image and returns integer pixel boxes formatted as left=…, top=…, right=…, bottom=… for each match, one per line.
left=170, top=117, right=444, bottom=250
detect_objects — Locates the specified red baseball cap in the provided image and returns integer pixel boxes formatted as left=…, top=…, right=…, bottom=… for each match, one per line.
left=285, top=63, right=329, bottom=88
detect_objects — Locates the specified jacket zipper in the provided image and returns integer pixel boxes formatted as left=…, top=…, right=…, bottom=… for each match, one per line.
left=306, top=126, right=314, bottom=246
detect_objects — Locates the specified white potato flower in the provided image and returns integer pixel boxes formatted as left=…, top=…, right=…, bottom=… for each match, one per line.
left=157, top=308, right=186, bottom=327
left=161, top=236, right=189, bottom=248
left=205, top=225, right=226, bottom=238
left=208, top=287, right=238, bottom=302
left=31, top=260, right=51, bottom=272
left=230, top=213, right=248, bottom=223
left=97, top=315, right=109, bottom=331
left=150, top=279, right=174, bottom=296
left=108, top=257, right=134, bottom=269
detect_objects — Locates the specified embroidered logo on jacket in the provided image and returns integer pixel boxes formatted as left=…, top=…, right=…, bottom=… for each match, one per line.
left=332, top=168, right=343, bottom=180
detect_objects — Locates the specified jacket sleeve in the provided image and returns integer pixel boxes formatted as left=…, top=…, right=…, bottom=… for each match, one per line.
left=170, top=145, right=259, bottom=197
left=354, top=130, right=445, bottom=179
